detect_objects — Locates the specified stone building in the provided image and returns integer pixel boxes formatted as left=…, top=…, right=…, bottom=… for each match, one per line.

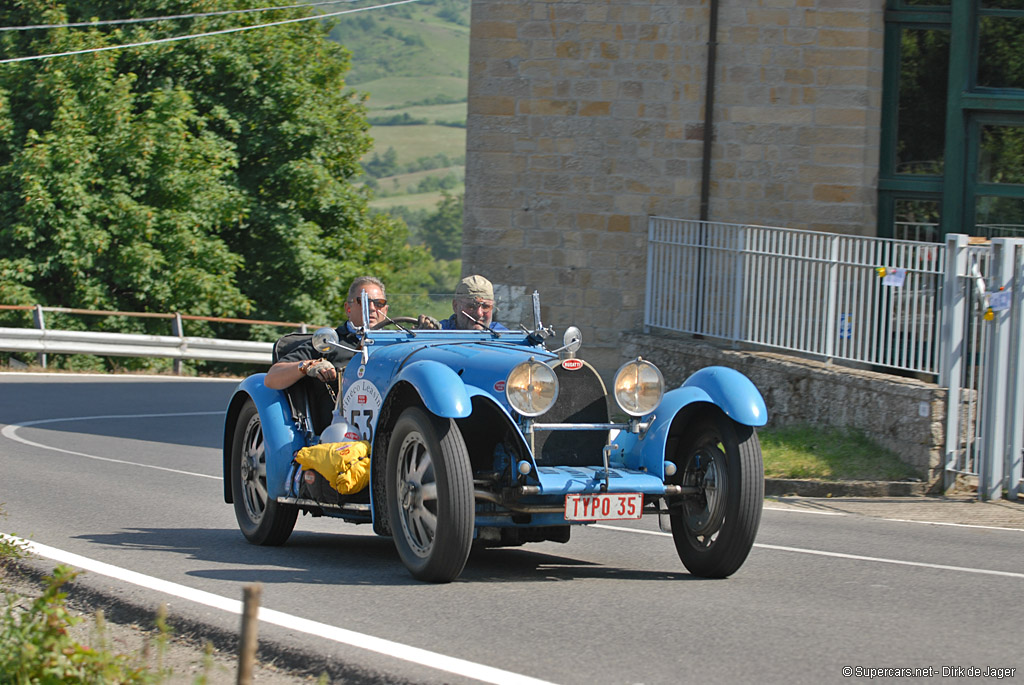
left=463, top=0, right=886, bottom=373
left=463, top=0, right=1024, bottom=377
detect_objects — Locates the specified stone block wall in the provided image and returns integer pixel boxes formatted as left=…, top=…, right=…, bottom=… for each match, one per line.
left=465, top=0, right=885, bottom=375
left=622, top=332, right=945, bottom=488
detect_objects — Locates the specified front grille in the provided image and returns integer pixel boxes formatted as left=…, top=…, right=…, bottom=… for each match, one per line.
left=533, top=359, right=610, bottom=467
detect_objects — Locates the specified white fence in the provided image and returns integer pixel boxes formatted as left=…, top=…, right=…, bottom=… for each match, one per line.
left=645, top=217, right=945, bottom=376
left=645, top=218, right=1024, bottom=500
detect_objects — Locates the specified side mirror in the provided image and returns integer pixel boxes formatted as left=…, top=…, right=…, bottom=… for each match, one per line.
left=562, top=326, right=582, bottom=355
left=312, top=327, right=339, bottom=354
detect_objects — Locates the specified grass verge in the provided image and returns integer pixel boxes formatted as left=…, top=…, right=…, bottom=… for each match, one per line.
left=759, top=424, right=922, bottom=482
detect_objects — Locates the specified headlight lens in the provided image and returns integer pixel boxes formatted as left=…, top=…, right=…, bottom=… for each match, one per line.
left=613, top=358, right=664, bottom=416
left=506, top=358, right=559, bottom=417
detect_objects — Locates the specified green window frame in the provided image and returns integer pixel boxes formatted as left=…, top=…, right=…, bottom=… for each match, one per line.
left=880, top=0, right=1024, bottom=240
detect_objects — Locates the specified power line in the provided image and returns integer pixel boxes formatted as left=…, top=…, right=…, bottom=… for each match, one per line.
left=0, top=0, right=358, bottom=32
left=0, top=0, right=423, bottom=65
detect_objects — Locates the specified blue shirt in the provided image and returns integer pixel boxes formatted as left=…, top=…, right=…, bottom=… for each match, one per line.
left=439, top=315, right=509, bottom=331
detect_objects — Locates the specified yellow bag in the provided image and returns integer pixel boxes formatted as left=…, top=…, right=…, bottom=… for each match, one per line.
left=294, top=441, right=371, bottom=495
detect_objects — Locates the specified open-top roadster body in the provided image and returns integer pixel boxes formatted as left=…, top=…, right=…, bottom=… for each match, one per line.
left=222, top=293, right=767, bottom=582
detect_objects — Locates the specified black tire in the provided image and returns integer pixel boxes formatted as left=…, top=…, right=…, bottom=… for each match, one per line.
left=231, top=399, right=298, bottom=546
left=669, top=411, right=763, bottom=578
left=386, top=407, right=474, bottom=582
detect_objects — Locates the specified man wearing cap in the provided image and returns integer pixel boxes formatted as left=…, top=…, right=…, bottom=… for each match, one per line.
left=419, top=274, right=509, bottom=331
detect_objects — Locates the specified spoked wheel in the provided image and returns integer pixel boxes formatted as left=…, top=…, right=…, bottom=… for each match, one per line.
left=371, top=316, right=420, bottom=330
left=231, top=399, right=297, bottom=545
left=669, top=411, right=763, bottom=578
left=386, top=406, right=474, bottom=582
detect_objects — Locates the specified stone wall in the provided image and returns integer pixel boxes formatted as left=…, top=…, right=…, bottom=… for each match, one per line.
left=464, top=0, right=885, bottom=375
left=622, top=332, right=945, bottom=489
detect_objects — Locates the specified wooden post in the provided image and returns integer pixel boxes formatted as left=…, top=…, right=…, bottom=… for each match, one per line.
left=237, top=583, right=262, bottom=685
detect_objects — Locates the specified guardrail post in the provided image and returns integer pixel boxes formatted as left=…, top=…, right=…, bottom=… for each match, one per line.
left=32, top=304, right=46, bottom=369
left=171, top=313, right=184, bottom=375
left=941, top=234, right=968, bottom=492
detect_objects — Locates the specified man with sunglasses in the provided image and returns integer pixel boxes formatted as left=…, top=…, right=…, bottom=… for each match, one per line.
left=418, top=274, right=509, bottom=331
left=265, top=275, right=388, bottom=390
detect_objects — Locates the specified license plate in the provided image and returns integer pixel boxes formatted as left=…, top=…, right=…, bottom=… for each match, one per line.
left=564, top=492, right=643, bottom=521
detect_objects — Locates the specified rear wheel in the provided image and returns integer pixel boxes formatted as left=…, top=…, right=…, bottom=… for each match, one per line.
left=386, top=407, right=474, bottom=582
left=669, top=411, right=763, bottom=578
left=231, top=399, right=298, bottom=545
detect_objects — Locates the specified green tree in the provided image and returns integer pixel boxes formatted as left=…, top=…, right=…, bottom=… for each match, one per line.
left=0, top=0, right=429, bottom=352
left=419, top=191, right=463, bottom=260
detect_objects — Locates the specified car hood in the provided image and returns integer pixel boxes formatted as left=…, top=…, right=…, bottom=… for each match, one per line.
left=365, top=337, right=557, bottom=398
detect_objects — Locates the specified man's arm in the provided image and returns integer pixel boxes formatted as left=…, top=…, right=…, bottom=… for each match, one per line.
left=264, top=359, right=308, bottom=389
left=265, top=358, right=336, bottom=389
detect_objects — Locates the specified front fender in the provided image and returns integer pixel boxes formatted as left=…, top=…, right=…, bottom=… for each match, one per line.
left=616, top=366, right=766, bottom=477
left=222, top=374, right=303, bottom=503
left=681, top=366, right=767, bottom=426
left=391, top=360, right=473, bottom=418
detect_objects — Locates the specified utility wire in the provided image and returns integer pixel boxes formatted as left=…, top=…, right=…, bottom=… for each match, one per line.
left=0, top=0, right=358, bottom=32
left=0, top=0, right=422, bottom=64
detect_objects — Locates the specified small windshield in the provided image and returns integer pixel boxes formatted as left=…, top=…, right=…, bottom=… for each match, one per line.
left=377, top=286, right=541, bottom=333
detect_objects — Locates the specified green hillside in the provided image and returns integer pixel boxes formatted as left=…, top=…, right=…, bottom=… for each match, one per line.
left=327, top=0, right=471, bottom=254
left=329, top=0, right=470, bottom=84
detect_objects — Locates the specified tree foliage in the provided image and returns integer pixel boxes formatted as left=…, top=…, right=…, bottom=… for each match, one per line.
left=0, top=0, right=432, bottom=347
left=419, top=191, right=462, bottom=260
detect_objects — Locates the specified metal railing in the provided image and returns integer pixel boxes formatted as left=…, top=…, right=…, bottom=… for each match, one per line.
left=0, top=304, right=313, bottom=369
left=645, top=218, right=1024, bottom=500
left=645, top=217, right=945, bottom=376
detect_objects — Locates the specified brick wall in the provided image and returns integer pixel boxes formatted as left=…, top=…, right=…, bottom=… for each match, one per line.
left=464, top=0, right=885, bottom=374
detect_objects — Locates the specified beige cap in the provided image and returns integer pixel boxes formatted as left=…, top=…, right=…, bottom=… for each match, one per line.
left=455, top=275, right=494, bottom=300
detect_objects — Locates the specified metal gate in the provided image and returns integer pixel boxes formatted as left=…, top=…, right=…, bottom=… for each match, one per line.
left=942, top=236, right=1024, bottom=500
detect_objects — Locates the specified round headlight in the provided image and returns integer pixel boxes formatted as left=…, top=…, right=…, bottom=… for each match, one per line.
left=613, top=358, right=664, bottom=416
left=506, top=358, right=559, bottom=417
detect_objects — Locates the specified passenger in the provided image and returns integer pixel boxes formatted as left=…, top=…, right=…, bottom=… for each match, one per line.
left=264, top=276, right=388, bottom=390
left=418, top=275, right=510, bottom=331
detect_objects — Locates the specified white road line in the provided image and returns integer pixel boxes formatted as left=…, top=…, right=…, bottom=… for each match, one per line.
left=880, top=517, right=1024, bottom=533
left=1, top=413, right=221, bottom=480
left=593, top=524, right=1024, bottom=579
left=763, top=506, right=846, bottom=516
left=2, top=534, right=555, bottom=685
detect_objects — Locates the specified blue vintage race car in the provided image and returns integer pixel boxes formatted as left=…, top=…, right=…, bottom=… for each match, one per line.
left=222, top=293, right=767, bottom=583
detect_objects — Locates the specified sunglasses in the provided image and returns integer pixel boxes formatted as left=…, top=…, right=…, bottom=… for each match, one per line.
left=350, top=298, right=388, bottom=308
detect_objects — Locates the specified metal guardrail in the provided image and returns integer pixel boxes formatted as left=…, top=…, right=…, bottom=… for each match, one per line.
left=0, top=304, right=308, bottom=368
left=0, top=327, right=273, bottom=364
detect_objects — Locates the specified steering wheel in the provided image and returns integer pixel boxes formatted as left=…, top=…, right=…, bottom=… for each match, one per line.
left=371, top=316, right=420, bottom=330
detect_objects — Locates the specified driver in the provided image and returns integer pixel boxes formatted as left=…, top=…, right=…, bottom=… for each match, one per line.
left=417, top=274, right=509, bottom=331
left=264, top=275, right=388, bottom=391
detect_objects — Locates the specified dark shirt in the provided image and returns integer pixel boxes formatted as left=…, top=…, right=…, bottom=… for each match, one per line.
left=277, top=322, right=361, bottom=367
left=439, top=315, right=509, bottom=331
left=275, top=322, right=361, bottom=430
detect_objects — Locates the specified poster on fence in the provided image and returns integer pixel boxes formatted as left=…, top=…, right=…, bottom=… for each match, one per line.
left=883, top=268, right=907, bottom=287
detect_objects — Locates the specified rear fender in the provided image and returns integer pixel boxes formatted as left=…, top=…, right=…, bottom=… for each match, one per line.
left=615, top=366, right=766, bottom=478
left=391, top=360, right=473, bottom=418
left=222, top=374, right=303, bottom=503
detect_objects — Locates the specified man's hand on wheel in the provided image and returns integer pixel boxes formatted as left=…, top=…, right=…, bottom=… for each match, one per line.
left=416, top=314, right=441, bottom=330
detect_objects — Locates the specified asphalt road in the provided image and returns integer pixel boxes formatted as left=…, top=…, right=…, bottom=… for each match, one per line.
left=1, top=373, right=1021, bottom=684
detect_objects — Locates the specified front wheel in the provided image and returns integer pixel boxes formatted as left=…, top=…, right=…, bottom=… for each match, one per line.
left=231, top=399, right=298, bottom=545
left=669, top=411, right=763, bottom=578
left=386, top=407, right=474, bottom=582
